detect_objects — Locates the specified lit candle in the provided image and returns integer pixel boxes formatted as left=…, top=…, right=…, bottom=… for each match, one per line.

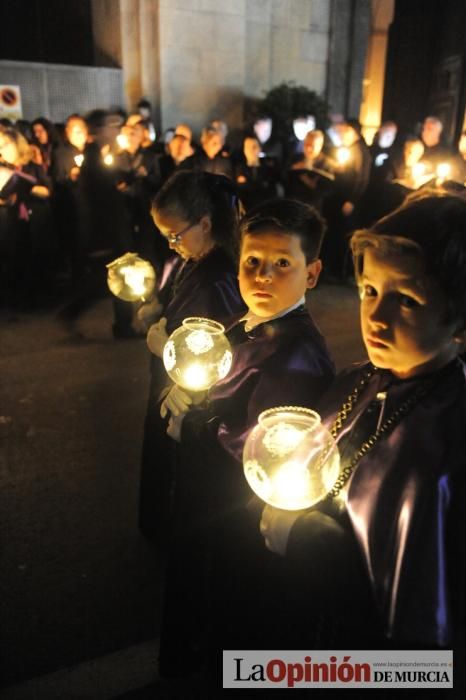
left=103, top=153, right=114, bottom=166
left=412, top=162, right=426, bottom=180
left=436, top=162, right=451, bottom=182
left=116, top=133, right=129, bottom=150
left=74, top=154, right=84, bottom=168
left=336, top=147, right=351, bottom=165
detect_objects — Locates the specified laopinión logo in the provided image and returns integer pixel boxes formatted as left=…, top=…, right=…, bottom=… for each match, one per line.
left=222, top=650, right=454, bottom=689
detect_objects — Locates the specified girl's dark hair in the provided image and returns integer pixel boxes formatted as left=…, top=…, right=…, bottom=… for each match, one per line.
left=238, top=198, right=326, bottom=263
left=31, top=117, right=59, bottom=146
left=351, top=192, right=466, bottom=327
left=153, top=170, right=239, bottom=259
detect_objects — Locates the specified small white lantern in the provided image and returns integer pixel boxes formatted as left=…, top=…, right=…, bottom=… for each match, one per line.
left=243, top=406, right=341, bottom=511
left=163, top=317, right=232, bottom=392
left=106, top=252, right=156, bottom=302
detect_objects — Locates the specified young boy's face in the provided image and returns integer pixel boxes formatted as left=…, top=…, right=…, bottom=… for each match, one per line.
left=239, top=231, right=320, bottom=318
left=360, top=247, right=461, bottom=379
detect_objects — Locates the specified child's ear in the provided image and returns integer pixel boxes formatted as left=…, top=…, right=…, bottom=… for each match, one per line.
left=306, top=259, right=322, bottom=289
left=200, top=214, right=212, bottom=236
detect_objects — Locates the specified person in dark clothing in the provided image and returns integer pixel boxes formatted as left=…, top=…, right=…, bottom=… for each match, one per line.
left=31, top=117, right=59, bottom=175
left=234, top=135, right=279, bottom=210
left=420, top=116, right=451, bottom=168
left=137, top=170, right=245, bottom=543
left=369, top=120, right=398, bottom=169
left=156, top=133, right=195, bottom=184
left=56, top=109, right=136, bottom=339
left=50, top=115, right=88, bottom=285
left=0, top=125, right=53, bottom=310
left=285, top=129, right=337, bottom=213
left=116, top=122, right=168, bottom=275
left=322, top=121, right=371, bottom=280
left=188, top=127, right=233, bottom=179
left=157, top=199, right=335, bottom=679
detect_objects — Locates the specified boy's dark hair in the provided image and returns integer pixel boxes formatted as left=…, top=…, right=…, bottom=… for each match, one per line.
left=238, top=199, right=326, bottom=262
left=152, top=170, right=239, bottom=260
left=351, top=192, right=466, bottom=327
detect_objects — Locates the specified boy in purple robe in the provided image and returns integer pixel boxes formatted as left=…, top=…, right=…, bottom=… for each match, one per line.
left=158, top=199, right=335, bottom=678
left=259, top=193, right=466, bottom=662
left=162, top=199, right=335, bottom=525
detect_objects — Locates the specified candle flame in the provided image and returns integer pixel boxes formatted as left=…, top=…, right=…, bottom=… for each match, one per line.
left=337, top=147, right=350, bottom=165
left=412, top=162, right=426, bottom=179
left=436, top=162, right=451, bottom=180
left=103, top=153, right=114, bottom=166
left=74, top=154, right=84, bottom=167
left=183, top=363, right=209, bottom=391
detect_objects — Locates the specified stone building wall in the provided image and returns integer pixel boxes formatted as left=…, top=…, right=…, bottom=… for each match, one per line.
left=157, top=0, right=331, bottom=132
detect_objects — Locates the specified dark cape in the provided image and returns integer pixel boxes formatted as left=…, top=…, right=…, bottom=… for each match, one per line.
left=159, top=307, right=335, bottom=678
left=287, top=359, right=466, bottom=649
left=138, top=246, right=245, bottom=541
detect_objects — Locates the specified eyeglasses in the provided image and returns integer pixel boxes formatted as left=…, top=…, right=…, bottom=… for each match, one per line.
left=164, top=221, right=198, bottom=245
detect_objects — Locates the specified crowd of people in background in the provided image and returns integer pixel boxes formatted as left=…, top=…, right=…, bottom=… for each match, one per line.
left=1, top=98, right=465, bottom=334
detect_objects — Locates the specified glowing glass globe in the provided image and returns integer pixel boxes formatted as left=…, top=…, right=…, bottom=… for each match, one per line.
left=243, top=406, right=341, bottom=511
left=163, top=317, right=233, bottom=392
left=106, top=253, right=156, bottom=302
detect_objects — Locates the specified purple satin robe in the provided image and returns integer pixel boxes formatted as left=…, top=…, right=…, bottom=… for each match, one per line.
left=289, top=359, right=466, bottom=647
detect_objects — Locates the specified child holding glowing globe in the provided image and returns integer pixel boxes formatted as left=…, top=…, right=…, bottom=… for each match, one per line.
left=256, top=193, right=466, bottom=655
left=138, top=170, right=245, bottom=542
left=158, top=199, right=335, bottom=677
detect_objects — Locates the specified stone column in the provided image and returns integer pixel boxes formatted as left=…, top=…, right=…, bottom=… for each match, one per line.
left=359, top=0, right=394, bottom=143
left=139, top=0, right=161, bottom=131
left=90, top=0, right=123, bottom=68
left=120, top=0, right=142, bottom=111
left=326, top=0, right=371, bottom=120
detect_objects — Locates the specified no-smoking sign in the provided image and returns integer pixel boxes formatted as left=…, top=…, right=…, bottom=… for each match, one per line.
left=0, top=85, right=23, bottom=120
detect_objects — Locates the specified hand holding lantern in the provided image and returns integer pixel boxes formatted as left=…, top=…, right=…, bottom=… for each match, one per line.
left=106, top=252, right=156, bottom=302
left=243, top=406, right=340, bottom=511
left=162, top=317, right=232, bottom=393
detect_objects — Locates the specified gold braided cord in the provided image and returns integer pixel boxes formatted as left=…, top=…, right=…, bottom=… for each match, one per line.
left=326, top=366, right=438, bottom=500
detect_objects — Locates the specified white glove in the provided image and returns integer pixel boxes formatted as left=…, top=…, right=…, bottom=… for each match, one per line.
left=259, top=504, right=305, bottom=556
left=137, top=297, right=163, bottom=328
left=146, top=317, right=168, bottom=357
left=167, top=413, right=185, bottom=442
left=160, top=384, right=207, bottom=418
left=160, top=385, right=192, bottom=418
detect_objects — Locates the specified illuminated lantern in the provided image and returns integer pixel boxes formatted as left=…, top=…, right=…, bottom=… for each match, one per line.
left=336, top=147, right=351, bottom=165
left=106, top=252, right=156, bottom=302
left=243, top=406, right=340, bottom=511
left=163, top=317, right=232, bottom=392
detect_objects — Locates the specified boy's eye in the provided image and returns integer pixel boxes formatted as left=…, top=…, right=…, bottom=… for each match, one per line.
left=360, top=284, right=377, bottom=299
left=245, top=256, right=259, bottom=266
left=399, top=294, right=419, bottom=309
left=276, top=258, right=290, bottom=268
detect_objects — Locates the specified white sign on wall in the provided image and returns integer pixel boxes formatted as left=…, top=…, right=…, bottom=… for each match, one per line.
left=0, top=85, right=23, bottom=121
